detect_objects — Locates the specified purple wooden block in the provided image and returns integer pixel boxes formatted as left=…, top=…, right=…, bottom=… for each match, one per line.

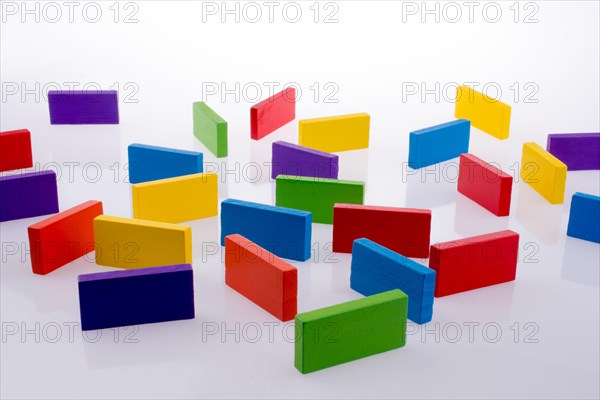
left=546, top=133, right=600, bottom=171
left=0, top=171, right=59, bottom=222
left=271, top=141, right=339, bottom=180
left=48, top=90, right=119, bottom=124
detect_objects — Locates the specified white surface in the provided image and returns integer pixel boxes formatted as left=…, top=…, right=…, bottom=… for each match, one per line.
left=1, top=1, right=599, bottom=399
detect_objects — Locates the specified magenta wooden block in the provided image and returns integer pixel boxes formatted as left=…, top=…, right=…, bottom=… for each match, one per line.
left=271, top=141, right=339, bottom=180
left=48, top=90, right=119, bottom=124
left=0, top=171, right=59, bottom=222
left=546, top=133, right=600, bottom=171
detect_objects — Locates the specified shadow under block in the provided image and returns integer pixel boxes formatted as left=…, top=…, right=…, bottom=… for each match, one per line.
left=225, top=234, right=298, bottom=321
left=275, top=175, right=364, bottom=224
left=454, top=85, right=511, bottom=139
left=457, top=153, right=513, bottom=216
left=294, top=290, right=408, bottom=374
left=193, top=102, right=228, bottom=158
left=271, top=141, right=339, bottom=180
left=546, top=133, right=600, bottom=171
left=127, top=143, right=203, bottom=184
left=298, top=113, right=370, bottom=152
left=251, top=87, right=296, bottom=140
left=78, top=264, right=195, bottom=331
left=332, top=204, right=431, bottom=258
left=132, top=172, right=218, bottom=223
left=28, top=200, right=103, bottom=275
left=429, top=230, right=519, bottom=297
left=48, top=90, right=119, bottom=124
left=520, top=142, right=567, bottom=204
left=93, top=216, right=192, bottom=269
left=567, top=193, right=600, bottom=243
left=220, top=199, right=311, bottom=262
left=0, top=129, right=32, bottom=172
left=408, top=119, right=470, bottom=169
left=0, top=171, right=59, bottom=222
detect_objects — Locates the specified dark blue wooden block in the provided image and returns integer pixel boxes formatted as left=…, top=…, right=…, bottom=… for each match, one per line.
left=567, top=192, right=600, bottom=244
left=128, top=143, right=203, bottom=184
left=408, top=119, right=470, bottom=169
left=0, top=171, right=59, bottom=222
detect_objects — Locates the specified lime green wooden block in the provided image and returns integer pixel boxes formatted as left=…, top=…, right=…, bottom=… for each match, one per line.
left=193, top=102, right=228, bottom=158
left=295, top=289, right=408, bottom=374
left=275, top=175, right=364, bottom=224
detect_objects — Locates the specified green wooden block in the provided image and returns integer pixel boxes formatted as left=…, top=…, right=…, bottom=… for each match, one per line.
left=193, top=102, right=228, bottom=158
left=275, top=175, right=364, bottom=224
left=295, top=289, right=408, bottom=374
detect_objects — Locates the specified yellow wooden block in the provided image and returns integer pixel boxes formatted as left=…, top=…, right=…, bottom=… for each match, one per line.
left=93, top=215, right=192, bottom=269
left=520, top=142, right=568, bottom=204
left=298, top=113, right=370, bottom=152
left=455, top=85, right=511, bottom=139
left=132, top=172, right=218, bottom=223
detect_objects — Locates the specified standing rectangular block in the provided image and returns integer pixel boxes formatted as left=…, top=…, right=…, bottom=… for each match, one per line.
left=193, top=102, right=228, bottom=158
left=0, top=171, right=59, bottom=222
left=251, top=87, right=296, bottom=140
left=298, top=113, right=370, bottom=152
left=0, top=129, right=32, bottom=172
left=567, top=193, right=600, bottom=243
left=225, top=234, right=297, bottom=321
left=276, top=175, right=364, bottom=224
left=48, top=90, right=119, bottom=124
left=271, top=141, right=339, bottom=180
left=429, top=230, right=519, bottom=297
left=455, top=85, right=511, bottom=139
left=220, top=199, right=311, bottom=262
left=546, top=133, right=600, bottom=171
left=28, top=200, right=103, bottom=275
left=408, top=119, right=470, bottom=169
left=520, top=142, right=567, bottom=204
left=295, top=290, right=408, bottom=374
left=78, top=264, right=194, bottom=331
left=332, top=204, right=431, bottom=258
left=127, top=143, right=203, bottom=184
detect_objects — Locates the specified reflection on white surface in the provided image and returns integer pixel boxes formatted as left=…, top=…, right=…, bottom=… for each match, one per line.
left=453, top=194, right=510, bottom=237
left=562, top=238, right=600, bottom=288
left=515, top=183, right=564, bottom=245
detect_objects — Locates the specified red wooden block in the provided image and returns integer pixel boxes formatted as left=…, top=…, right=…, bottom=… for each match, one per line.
left=429, top=230, right=519, bottom=297
left=225, top=234, right=297, bottom=321
left=457, top=153, right=513, bottom=216
left=0, top=129, right=33, bottom=172
left=250, top=87, right=296, bottom=140
left=28, top=200, right=103, bottom=275
left=332, top=204, right=432, bottom=258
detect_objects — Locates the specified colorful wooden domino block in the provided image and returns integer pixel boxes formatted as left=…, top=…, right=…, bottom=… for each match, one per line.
left=132, top=172, right=218, bottom=223
left=225, top=234, right=297, bottom=321
left=295, top=289, right=408, bottom=374
left=298, top=113, right=370, bottom=152
left=127, top=143, right=203, bottom=184
left=220, top=199, right=311, bottom=262
left=332, top=204, right=431, bottom=258
left=28, top=200, right=103, bottom=275
left=251, top=87, right=296, bottom=140
left=193, top=102, right=228, bottom=158
left=271, top=141, right=339, bottom=180
left=567, top=193, right=600, bottom=243
left=0, top=171, right=59, bottom=222
left=429, top=230, right=519, bottom=297
left=457, top=153, right=513, bottom=216
left=78, top=264, right=194, bottom=331
left=455, top=85, right=511, bottom=139
left=408, top=119, right=470, bottom=169
left=0, top=129, right=32, bottom=172
left=48, top=90, right=119, bottom=124
left=546, top=133, right=600, bottom=171
left=520, top=142, right=567, bottom=204
left=94, top=216, right=192, bottom=269
left=276, top=175, right=364, bottom=224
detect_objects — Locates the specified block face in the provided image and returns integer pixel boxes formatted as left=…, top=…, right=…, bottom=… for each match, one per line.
left=546, top=133, right=600, bottom=171
left=132, top=172, right=218, bottom=223
left=271, top=141, right=339, bottom=180
left=251, top=87, right=296, bottom=140
left=520, top=142, right=567, bottom=204
left=0, top=171, right=59, bottom=222
left=408, top=119, right=470, bottom=169
left=28, top=200, right=103, bottom=275
left=0, top=129, right=33, bottom=172
left=332, top=204, right=431, bottom=258
left=567, top=193, right=600, bottom=243
left=429, top=230, right=519, bottom=297
left=225, top=234, right=298, bottom=321
left=455, top=85, right=511, bottom=139
left=48, top=90, right=119, bottom=124
left=298, top=113, right=370, bottom=152
left=78, top=264, right=195, bottom=330
left=193, top=102, right=228, bottom=158
left=127, top=143, right=203, bottom=184
left=276, top=175, right=364, bottom=224
left=457, top=153, right=513, bottom=216
left=220, top=199, right=311, bottom=262
left=295, top=290, right=408, bottom=374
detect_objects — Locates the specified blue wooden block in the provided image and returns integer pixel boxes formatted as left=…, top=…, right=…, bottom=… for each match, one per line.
left=350, top=238, right=436, bottom=324
left=220, top=199, right=312, bottom=261
left=128, top=143, right=203, bottom=184
left=567, top=193, right=600, bottom=244
left=0, top=171, right=59, bottom=222
left=408, top=119, right=470, bottom=169
left=78, top=264, right=195, bottom=331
